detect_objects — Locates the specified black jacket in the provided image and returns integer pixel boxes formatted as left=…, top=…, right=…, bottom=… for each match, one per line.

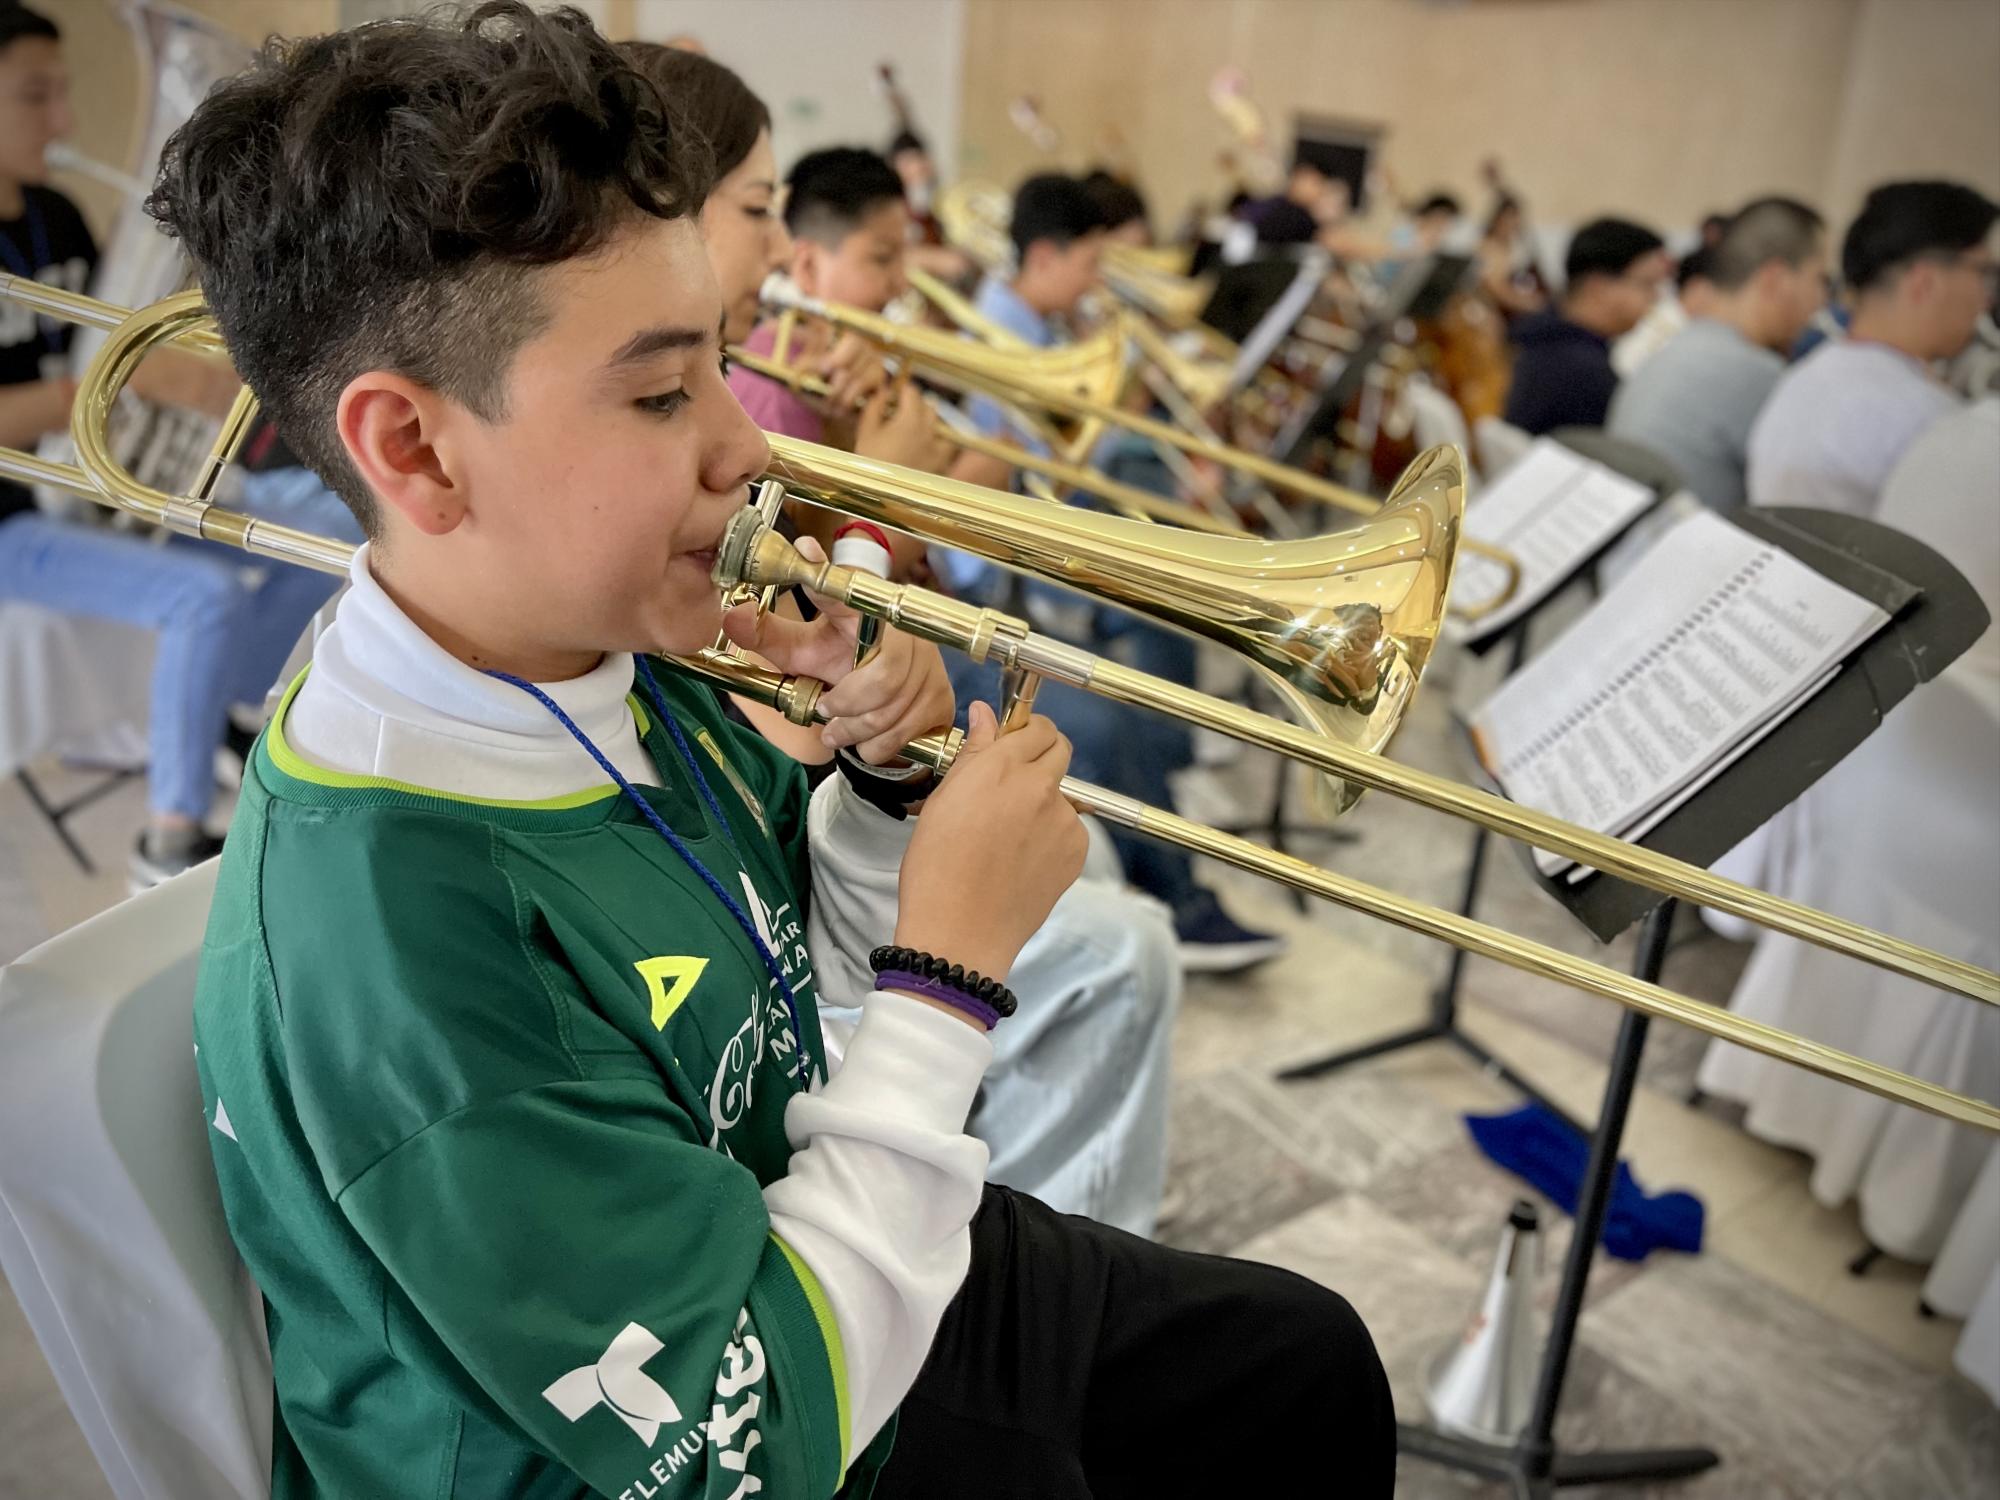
left=1503, top=311, right=1617, bottom=437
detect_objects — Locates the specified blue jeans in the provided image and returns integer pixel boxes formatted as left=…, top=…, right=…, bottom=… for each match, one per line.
left=0, top=469, right=357, bottom=819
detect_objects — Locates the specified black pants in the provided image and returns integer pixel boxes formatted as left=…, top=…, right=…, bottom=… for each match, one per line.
left=868, top=1185, right=1395, bottom=1499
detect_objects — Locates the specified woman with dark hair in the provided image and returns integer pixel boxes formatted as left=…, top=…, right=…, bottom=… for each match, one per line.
left=624, top=42, right=780, bottom=344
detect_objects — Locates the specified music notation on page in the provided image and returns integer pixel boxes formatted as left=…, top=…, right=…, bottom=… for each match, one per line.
left=1469, top=510, right=1890, bottom=883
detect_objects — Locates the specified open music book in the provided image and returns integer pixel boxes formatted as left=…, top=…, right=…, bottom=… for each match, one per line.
left=1451, top=439, right=1659, bottom=643
left=1468, top=510, right=1892, bottom=883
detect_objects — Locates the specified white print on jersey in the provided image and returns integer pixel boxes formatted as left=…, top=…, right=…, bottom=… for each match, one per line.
left=544, top=1322, right=685, bottom=1447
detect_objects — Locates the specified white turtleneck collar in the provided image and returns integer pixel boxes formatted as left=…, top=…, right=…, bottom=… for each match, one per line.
left=281, top=544, right=659, bottom=799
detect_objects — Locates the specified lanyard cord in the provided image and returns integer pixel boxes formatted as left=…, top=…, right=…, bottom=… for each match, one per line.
left=484, top=660, right=814, bottom=1082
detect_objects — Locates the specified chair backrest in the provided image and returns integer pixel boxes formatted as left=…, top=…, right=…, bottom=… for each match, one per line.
left=0, top=601, right=153, bottom=779
left=1405, top=377, right=1475, bottom=472
left=1472, top=414, right=1534, bottom=481
left=0, top=862, right=273, bottom=1500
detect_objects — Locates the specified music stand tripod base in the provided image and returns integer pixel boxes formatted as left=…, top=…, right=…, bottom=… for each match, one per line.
left=1396, top=903, right=1719, bottom=1498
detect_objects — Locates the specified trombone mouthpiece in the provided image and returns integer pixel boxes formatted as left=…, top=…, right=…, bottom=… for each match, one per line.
left=713, top=507, right=768, bottom=591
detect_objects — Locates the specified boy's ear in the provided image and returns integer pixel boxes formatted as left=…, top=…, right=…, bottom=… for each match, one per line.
left=791, top=238, right=822, bottom=296
left=336, top=372, right=467, bottom=537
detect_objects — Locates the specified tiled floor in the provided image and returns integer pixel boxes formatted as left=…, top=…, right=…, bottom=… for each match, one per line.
left=2, top=677, right=1995, bottom=1497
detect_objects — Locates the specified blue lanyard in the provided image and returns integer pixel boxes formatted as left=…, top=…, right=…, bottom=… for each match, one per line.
left=486, top=656, right=814, bottom=1082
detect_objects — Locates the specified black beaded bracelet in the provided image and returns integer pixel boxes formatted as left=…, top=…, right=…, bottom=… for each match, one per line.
left=868, top=944, right=1019, bottom=1019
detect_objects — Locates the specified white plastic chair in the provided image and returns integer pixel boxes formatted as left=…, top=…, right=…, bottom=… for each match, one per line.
left=0, top=861, right=273, bottom=1499
left=1472, top=415, right=1534, bottom=481
left=1405, top=377, right=1476, bottom=479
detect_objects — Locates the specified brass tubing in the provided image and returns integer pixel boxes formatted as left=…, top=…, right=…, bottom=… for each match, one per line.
left=726, top=344, right=1244, bottom=535
left=12, top=279, right=1994, bottom=1132
left=774, top=285, right=1523, bottom=609
left=673, top=646, right=2000, bottom=1132
left=733, top=527, right=2000, bottom=1009
left=0, top=272, right=229, bottom=356
left=190, top=384, right=263, bottom=504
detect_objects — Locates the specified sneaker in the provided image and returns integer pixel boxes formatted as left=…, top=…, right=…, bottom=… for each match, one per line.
left=130, top=828, right=226, bottom=892
left=1173, top=888, right=1287, bottom=974
left=214, top=719, right=260, bottom=791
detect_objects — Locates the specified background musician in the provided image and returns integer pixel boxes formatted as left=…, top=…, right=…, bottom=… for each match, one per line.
left=1502, top=215, right=1669, bottom=436
left=1748, top=179, right=1997, bottom=515
left=1609, top=197, right=1828, bottom=510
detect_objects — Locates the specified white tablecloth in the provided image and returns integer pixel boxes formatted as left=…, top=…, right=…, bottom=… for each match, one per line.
left=1925, top=1145, right=2000, bottom=1403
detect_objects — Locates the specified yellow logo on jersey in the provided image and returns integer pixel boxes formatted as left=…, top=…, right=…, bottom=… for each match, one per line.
left=634, top=955, right=710, bottom=1031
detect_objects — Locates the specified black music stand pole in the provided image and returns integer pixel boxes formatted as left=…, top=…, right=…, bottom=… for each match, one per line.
left=1398, top=899, right=1720, bottom=1496
left=1388, top=505, right=1991, bottom=1493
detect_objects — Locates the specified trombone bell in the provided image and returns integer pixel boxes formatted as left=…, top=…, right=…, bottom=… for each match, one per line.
left=761, top=436, right=1465, bottom=813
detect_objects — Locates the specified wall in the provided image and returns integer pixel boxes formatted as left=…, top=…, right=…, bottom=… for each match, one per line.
left=51, top=0, right=964, bottom=239
left=1823, top=0, right=2000, bottom=225
left=625, top=0, right=965, bottom=173
left=956, top=0, right=2000, bottom=237
left=50, top=0, right=2000, bottom=248
left=50, top=0, right=339, bottom=239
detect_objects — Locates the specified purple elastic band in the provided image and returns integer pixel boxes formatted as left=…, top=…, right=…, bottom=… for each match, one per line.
left=874, top=969, right=1002, bottom=1031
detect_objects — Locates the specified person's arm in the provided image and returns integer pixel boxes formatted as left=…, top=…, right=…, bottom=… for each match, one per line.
left=0, top=377, right=76, bottom=448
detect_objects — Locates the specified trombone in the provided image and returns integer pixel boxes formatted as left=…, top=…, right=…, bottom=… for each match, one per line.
left=724, top=337, right=1243, bottom=536
left=9, top=275, right=1998, bottom=1134
left=766, top=281, right=1526, bottom=617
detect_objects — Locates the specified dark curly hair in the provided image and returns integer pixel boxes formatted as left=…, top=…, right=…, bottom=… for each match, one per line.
left=620, top=43, right=770, bottom=186
left=146, top=2, right=708, bottom=537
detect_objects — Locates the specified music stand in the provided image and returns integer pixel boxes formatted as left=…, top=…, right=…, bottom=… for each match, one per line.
left=1389, top=507, right=1990, bottom=1495
left=1271, top=253, right=1474, bottom=471
left=1278, top=434, right=1674, bottom=1117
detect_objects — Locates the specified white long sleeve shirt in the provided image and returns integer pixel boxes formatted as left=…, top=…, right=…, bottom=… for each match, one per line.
left=284, top=546, right=990, bottom=1454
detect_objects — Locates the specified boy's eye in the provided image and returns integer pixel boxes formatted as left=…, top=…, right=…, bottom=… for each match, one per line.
left=636, top=389, right=690, bottom=417
left=718, top=352, right=734, bottom=379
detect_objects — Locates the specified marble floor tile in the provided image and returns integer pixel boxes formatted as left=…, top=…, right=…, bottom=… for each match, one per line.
left=1230, top=1193, right=1484, bottom=1417
left=1583, top=1252, right=1942, bottom=1495
left=0, top=763, right=149, bottom=965
left=1157, top=1075, right=1343, bottom=1257
left=1443, top=1001, right=1803, bottom=1226
left=1832, top=1369, right=2000, bottom=1500
left=1172, top=911, right=1432, bottom=1081
left=1544, top=1340, right=1808, bottom=1500
left=1707, top=1173, right=1965, bottom=1372
left=1208, top=1056, right=1470, bottom=1194
left=1362, top=1138, right=1651, bottom=1315
left=1229, top=1198, right=1807, bottom=1499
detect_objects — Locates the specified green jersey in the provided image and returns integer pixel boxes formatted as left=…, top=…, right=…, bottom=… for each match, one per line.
left=193, top=663, right=893, bottom=1499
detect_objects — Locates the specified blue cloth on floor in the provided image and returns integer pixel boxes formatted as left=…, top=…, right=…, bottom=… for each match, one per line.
left=1466, top=1103, right=1704, bottom=1262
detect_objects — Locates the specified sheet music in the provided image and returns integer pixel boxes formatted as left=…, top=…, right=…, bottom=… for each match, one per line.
left=1468, top=511, right=1890, bottom=880
left=1451, top=439, right=1658, bottom=641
